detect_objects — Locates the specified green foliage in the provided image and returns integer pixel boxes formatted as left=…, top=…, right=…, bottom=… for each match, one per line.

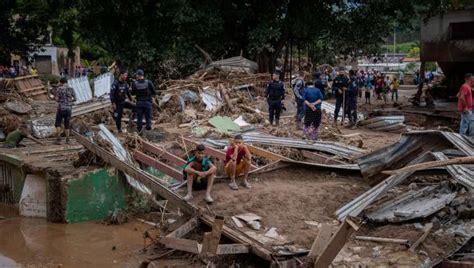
left=425, top=62, right=437, bottom=71
left=408, top=47, right=421, bottom=58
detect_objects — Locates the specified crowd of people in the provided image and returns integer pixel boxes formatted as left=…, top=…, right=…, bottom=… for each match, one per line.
left=0, top=64, right=37, bottom=78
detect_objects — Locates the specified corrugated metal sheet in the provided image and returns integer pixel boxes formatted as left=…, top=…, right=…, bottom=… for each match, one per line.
left=336, top=152, right=435, bottom=220
left=366, top=185, right=456, bottom=223
left=93, top=72, right=113, bottom=98
left=321, top=102, right=365, bottom=122
left=68, top=76, right=93, bottom=104
left=358, top=116, right=406, bottom=132
left=207, top=132, right=365, bottom=160
left=98, top=124, right=151, bottom=195
left=72, top=100, right=111, bottom=117
left=432, top=152, right=474, bottom=190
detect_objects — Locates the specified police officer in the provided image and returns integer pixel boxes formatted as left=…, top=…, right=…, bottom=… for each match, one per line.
left=265, top=71, right=285, bottom=125
left=111, top=70, right=136, bottom=133
left=347, top=70, right=359, bottom=127
left=332, top=70, right=349, bottom=124
left=292, top=72, right=305, bottom=129
left=131, top=69, right=156, bottom=133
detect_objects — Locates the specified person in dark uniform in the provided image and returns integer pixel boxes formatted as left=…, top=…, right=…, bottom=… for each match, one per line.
left=265, top=71, right=285, bottom=125
left=131, top=69, right=156, bottom=133
left=347, top=70, right=359, bottom=127
left=332, top=70, right=349, bottom=124
left=111, top=70, right=136, bottom=133
left=292, top=73, right=305, bottom=129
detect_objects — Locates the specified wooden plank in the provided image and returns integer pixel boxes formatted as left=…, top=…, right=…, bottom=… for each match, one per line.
left=166, top=217, right=199, bottom=238
left=73, top=131, right=196, bottom=215
left=13, top=74, right=39, bottom=81
left=141, top=141, right=187, bottom=166
left=308, top=224, right=334, bottom=258
left=355, top=236, right=410, bottom=246
left=409, top=223, right=433, bottom=252
left=247, top=144, right=291, bottom=161
left=199, top=214, right=273, bottom=261
left=384, top=156, right=474, bottom=175
left=134, top=150, right=184, bottom=181
left=216, top=244, right=249, bottom=255
left=207, top=215, right=224, bottom=255
left=301, top=150, right=346, bottom=165
left=159, top=237, right=201, bottom=254
left=314, top=220, right=355, bottom=268
left=19, top=85, right=45, bottom=93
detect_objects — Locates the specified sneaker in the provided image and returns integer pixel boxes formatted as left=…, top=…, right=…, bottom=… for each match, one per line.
left=183, top=194, right=193, bottom=201
left=243, top=181, right=252, bottom=189
left=228, top=182, right=239, bottom=190
left=204, top=195, right=214, bottom=203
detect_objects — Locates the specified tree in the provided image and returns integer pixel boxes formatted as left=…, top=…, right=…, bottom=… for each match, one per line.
left=0, top=0, right=51, bottom=64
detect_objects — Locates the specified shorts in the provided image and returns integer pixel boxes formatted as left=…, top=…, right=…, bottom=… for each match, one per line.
left=365, top=91, right=371, bottom=98
left=55, top=108, right=72, bottom=129
left=224, top=160, right=249, bottom=177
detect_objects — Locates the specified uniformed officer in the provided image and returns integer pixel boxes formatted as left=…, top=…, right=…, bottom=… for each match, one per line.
left=347, top=70, right=359, bottom=126
left=265, top=71, right=285, bottom=125
left=331, top=70, right=349, bottom=123
left=131, top=69, right=156, bottom=133
left=111, top=70, right=136, bottom=133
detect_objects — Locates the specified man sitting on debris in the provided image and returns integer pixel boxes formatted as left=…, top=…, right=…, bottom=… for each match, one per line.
left=225, top=134, right=252, bottom=190
left=3, top=124, right=43, bottom=148
left=458, top=73, right=473, bottom=136
left=265, top=71, right=285, bottom=126
left=183, top=144, right=217, bottom=203
left=131, top=69, right=156, bottom=134
left=54, top=77, right=76, bottom=144
left=111, top=70, right=136, bottom=133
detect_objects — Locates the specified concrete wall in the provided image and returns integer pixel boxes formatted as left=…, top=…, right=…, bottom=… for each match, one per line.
left=0, top=156, right=26, bottom=204
left=63, top=168, right=129, bottom=223
left=421, top=9, right=474, bottom=62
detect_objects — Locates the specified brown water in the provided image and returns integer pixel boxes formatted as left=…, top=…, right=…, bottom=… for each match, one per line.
left=0, top=205, right=147, bottom=267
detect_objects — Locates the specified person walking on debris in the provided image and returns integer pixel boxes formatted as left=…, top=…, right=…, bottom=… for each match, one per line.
left=183, top=144, right=217, bottom=203
left=457, top=73, right=473, bottom=136
left=111, top=70, right=136, bottom=133
left=303, top=81, right=324, bottom=140
left=346, top=70, right=359, bottom=127
left=292, top=73, right=305, bottom=129
left=391, top=77, right=400, bottom=103
left=54, top=77, right=76, bottom=144
left=131, top=69, right=156, bottom=134
left=332, top=70, right=349, bottom=124
left=365, top=72, right=374, bottom=104
left=265, top=71, right=285, bottom=126
left=225, top=134, right=252, bottom=190
left=3, top=124, right=43, bottom=148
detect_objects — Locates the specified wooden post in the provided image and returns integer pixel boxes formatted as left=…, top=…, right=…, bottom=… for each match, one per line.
left=308, top=224, right=335, bottom=258
left=314, top=219, right=357, bottom=268
left=201, top=215, right=225, bottom=256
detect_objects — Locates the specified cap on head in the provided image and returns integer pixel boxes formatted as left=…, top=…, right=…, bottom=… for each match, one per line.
left=136, top=69, right=144, bottom=76
left=60, top=77, right=67, bottom=83
left=196, top=144, right=206, bottom=152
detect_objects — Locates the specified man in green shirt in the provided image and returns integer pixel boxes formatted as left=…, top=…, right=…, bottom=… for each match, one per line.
left=183, top=144, right=217, bottom=203
left=3, top=125, right=43, bottom=148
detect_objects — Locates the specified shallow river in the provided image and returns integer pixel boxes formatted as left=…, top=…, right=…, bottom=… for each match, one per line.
left=0, top=205, right=147, bottom=267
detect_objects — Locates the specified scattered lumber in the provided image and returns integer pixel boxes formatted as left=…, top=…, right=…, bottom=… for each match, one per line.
left=409, top=223, right=434, bottom=252
left=355, top=236, right=410, bottom=246
left=382, top=156, right=474, bottom=175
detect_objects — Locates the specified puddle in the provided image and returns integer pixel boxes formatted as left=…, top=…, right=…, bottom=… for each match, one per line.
left=0, top=205, right=147, bottom=267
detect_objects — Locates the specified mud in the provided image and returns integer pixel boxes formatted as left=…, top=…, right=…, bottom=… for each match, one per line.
left=0, top=205, right=147, bottom=267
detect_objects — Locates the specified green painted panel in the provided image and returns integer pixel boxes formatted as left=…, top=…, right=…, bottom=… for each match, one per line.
left=65, top=169, right=127, bottom=223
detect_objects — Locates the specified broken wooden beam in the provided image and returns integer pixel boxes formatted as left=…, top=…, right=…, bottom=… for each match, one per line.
left=167, top=217, right=200, bottom=238
left=355, top=236, right=410, bottom=246
left=313, top=219, right=357, bottom=268
left=141, top=141, right=187, bottom=166
left=409, top=223, right=433, bottom=252
left=134, top=150, right=184, bottom=181
left=219, top=84, right=235, bottom=113
left=308, top=224, right=334, bottom=258
left=201, top=215, right=225, bottom=256
left=383, top=156, right=474, bottom=175
left=160, top=237, right=201, bottom=254
left=216, top=244, right=249, bottom=255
